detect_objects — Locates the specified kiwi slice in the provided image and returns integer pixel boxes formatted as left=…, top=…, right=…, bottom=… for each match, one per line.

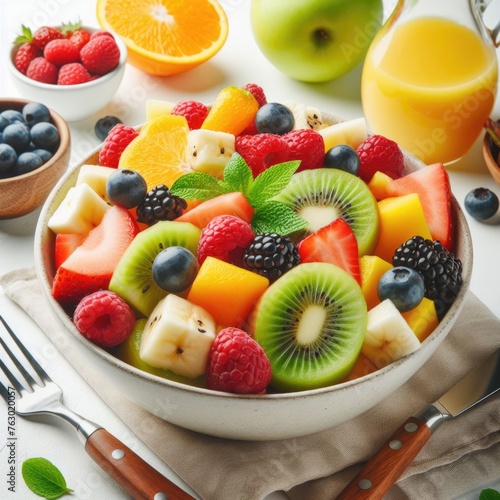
left=109, top=221, right=201, bottom=317
left=273, top=169, right=379, bottom=255
left=112, top=319, right=205, bottom=387
left=250, top=262, right=367, bottom=392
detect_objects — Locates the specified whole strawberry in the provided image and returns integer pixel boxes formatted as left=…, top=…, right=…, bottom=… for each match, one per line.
left=44, top=38, right=80, bottom=67
left=356, top=134, right=404, bottom=182
left=206, top=327, right=272, bottom=394
left=197, top=214, right=255, bottom=266
left=282, top=128, right=325, bottom=171
left=26, top=57, right=59, bottom=84
left=99, top=123, right=139, bottom=167
left=171, top=100, right=209, bottom=130
left=80, top=35, right=120, bottom=75
left=58, top=63, right=91, bottom=85
left=235, top=133, right=289, bottom=176
left=13, top=42, right=42, bottom=74
left=73, top=290, right=135, bottom=348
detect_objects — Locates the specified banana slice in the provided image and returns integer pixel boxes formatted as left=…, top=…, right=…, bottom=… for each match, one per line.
left=145, top=98, right=176, bottom=121
left=139, top=294, right=217, bottom=379
left=319, top=117, right=367, bottom=152
left=361, top=299, right=421, bottom=368
left=47, top=183, right=110, bottom=235
left=75, top=164, right=116, bottom=202
left=281, top=101, right=324, bottom=130
left=187, top=129, right=235, bottom=178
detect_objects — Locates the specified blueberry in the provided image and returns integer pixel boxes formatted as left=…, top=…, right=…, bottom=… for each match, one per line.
left=95, top=115, right=123, bottom=141
left=0, top=109, right=26, bottom=126
left=106, top=169, right=148, bottom=208
left=2, top=123, right=31, bottom=153
left=152, top=246, right=199, bottom=293
left=22, top=102, right=51, bottom=126
left=0, top=115, right=9, bottom=132
left=15, top=152, right=44, bottom=175
left=0, top=143, right=17, bottom=174
left=32, top=148, right=53, bottom=163
left=378, top=266, right=425, bottom=312
left=255, top=103, right=294, bottom=135
left=30, top=122, right=60, bottom=151
left=324, top=145, right=361, bottom=175
left=464, top=187, right=499, bottom=221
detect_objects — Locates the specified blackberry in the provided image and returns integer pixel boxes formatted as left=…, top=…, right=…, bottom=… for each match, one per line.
left=242, top=233, right=300, bottom=282
left=392, top=236, right=462, bottom=320
left=136, top=185, right=187, bottom=226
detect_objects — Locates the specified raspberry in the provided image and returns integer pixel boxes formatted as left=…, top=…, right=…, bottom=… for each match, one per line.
left=197, top=215, right=255, bottom=266
left=67, top=29, right=91, bottom=51
left=32, top=26, right=64, bottom=51
left=171, top=100, right=209, bottom=130
left=235, top=133, right=289, bottom=176
left=206, top=327, right=272, bottom=394
left=80, top=35, right=120, bottom=75
left=14, top=42, right=42, bottom=74
left=26, top=57, right=59, bottom=84
left=356, top=134, right=404, bottom=182
left=242, top=83, right=267, bottom=108
left=44, top=38, right=80, bottom=67
left=73, top=290, right=135, bottom=348
left=98, top=124, right=139, bottom=167
left=90, top=30, right=115, bottom=39
left=282, top=128, right=325, bottom=171
left=58, top=63, right=92, bottom=85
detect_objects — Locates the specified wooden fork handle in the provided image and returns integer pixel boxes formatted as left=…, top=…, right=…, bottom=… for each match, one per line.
left=85, top=428, right=194, bottom=500
left=336, top=417, right=431, bottom=499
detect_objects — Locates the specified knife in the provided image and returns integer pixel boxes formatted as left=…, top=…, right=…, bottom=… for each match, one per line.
left=337, top=348, right=500, bottom=499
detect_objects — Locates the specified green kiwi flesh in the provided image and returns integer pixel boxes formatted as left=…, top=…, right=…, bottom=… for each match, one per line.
left=251, top=262, right=367, bottom=391
left=109, top=221, right=201, bottom=317
left=112, top=319, right=205, bottom=387
left=273, top=169, right=379, bottom=255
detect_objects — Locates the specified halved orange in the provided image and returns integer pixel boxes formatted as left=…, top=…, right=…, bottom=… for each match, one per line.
left=96, top=0, right=229, bottom=76
left=118, top=114, right=193, bottom=191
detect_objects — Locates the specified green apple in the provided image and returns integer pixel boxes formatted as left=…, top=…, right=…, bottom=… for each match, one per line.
left=250, top=0, right=384, bottom=83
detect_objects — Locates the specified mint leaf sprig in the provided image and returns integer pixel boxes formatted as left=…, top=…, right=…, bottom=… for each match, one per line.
left=170, top=153, right=308, bottom=235
left=22, top=457, right=73, bottom=499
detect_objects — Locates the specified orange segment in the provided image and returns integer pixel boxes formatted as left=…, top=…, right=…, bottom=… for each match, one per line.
left=201, top=86, right=259, bottom=135
left=118, top=114, right=192, bottom=192
left=96, top=0, right=228, bottom=76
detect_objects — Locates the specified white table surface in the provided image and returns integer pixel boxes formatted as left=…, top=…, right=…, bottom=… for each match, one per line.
left=1, top=1, right=500, bottom=498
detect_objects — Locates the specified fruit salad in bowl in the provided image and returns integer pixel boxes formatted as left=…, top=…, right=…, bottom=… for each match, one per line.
left=34, top=83, right=472, bottom=440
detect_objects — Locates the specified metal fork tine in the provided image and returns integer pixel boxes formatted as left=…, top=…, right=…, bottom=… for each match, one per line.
left=0, top=315, right=49, bottom=385
left=0, top=377, right=11, bottom=400
left=0, top=357, right=25, bottom=395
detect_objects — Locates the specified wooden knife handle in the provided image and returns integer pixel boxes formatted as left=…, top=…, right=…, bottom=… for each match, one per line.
left=336, top=417, right=431, bottom=500
left=85, top=428, right=194, bottom=500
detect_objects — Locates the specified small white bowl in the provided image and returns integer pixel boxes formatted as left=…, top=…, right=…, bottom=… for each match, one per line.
left=8, top=28, right=127, bottom=122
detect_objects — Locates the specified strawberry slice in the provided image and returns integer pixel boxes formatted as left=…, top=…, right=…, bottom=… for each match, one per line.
left=54, top=233, right=86, bottom=269
left=297, top=218, right=361, bottom=284
left=52, top=206, right=139, bottom=306
left=175, top=192, right=254, bottom=229
left=386, top=163, right=453, bottom=250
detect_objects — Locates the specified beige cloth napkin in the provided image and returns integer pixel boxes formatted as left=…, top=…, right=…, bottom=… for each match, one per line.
left=2, top=266, right=500, bottom=500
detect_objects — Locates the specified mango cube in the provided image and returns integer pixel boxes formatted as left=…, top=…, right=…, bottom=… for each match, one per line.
left=360, top=255, right=393, bottom=310
left=187, top=257, right=269, bottom=328
left=372, top=193, right=432, bottom=262
left=402, top=297, right=439, bottom=342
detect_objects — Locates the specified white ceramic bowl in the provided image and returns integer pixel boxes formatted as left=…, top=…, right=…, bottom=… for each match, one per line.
left=34, top=113, right=473, bottom=440
left=8, top=28, right=127, bottom=122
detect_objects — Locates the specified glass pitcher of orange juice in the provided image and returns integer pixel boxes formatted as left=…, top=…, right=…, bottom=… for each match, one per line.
left=361, top=0, right=499, bottom=165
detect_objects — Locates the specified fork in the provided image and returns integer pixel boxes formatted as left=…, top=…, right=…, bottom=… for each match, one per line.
left=0, top=315, right=194, bottom=500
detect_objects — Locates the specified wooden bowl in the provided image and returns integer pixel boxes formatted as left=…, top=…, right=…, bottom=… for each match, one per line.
left=0, top=98, right=71, bottom=219
left=483, top=132, right=500, bottom=185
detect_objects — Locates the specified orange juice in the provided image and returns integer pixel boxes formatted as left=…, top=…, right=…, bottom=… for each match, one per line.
left=361, top=17, right=498, bottom=164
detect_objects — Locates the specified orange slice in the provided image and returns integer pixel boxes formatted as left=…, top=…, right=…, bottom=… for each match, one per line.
left=118, top=114, right=192, bottom=191
left=96, top=0, right=229, bottom=76
left=202, top=86, right=259, bottom=135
